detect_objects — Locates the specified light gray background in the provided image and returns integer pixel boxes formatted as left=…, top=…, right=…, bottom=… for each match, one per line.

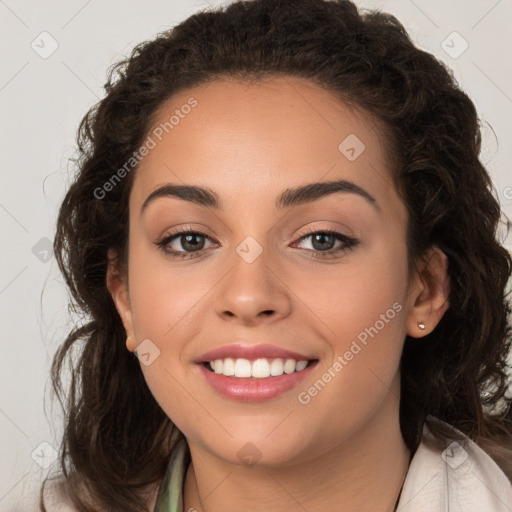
left=1, top=0, right=511, bottom=509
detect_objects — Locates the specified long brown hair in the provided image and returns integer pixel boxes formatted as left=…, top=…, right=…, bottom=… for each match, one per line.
left=42, top=0, right=512, bottom=510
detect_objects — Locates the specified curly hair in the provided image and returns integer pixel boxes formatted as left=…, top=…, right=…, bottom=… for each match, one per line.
left=42, top=0, right=512, bottom=510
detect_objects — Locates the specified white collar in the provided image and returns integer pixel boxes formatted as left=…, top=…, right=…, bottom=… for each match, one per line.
left=397, top=419, right=512, bottom=511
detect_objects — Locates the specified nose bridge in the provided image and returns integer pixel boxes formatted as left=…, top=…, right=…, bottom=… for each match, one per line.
left=214, top=232, right=291, bottom=324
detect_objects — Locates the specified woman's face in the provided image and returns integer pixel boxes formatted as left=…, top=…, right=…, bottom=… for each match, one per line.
left=110, top=76, right=434, bottom=466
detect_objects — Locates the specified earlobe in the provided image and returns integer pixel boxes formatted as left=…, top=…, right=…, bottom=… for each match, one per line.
left=406, top=246, right=450, bottom=339
left=106, top=248, right=136, bottom=352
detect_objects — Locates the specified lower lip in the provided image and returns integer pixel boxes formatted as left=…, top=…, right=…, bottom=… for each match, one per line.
left=197, top=361, right=318, bottom=402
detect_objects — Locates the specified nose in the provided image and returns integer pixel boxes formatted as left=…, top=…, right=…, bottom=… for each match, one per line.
left=214, top=242, right=292, bottom=326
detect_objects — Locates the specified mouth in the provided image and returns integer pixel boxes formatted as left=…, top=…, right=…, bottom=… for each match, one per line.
left=194, top=343, right=319, bottom=401
left=196, top=356, right=319, bottom=402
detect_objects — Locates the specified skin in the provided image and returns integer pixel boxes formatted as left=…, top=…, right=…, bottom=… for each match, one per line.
left=107, top=76, right=450, bottom=512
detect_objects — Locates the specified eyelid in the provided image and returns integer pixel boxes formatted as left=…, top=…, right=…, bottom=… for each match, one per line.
left=154, top=225, right=218, bottom=248
left=295, top=222, right=356, bottom=239
left=155, top=224, right=216, bottom=242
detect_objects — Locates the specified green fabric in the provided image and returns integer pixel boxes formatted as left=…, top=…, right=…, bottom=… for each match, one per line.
left=154, top=436, right=189, bottom=512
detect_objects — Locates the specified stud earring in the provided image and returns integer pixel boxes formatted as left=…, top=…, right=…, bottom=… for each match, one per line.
left=418, top=322, right=426, bottom=330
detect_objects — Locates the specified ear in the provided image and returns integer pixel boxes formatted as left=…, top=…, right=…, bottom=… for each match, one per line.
left=106, top=248, right=137, bottom=352
left=406, top=246, right=450, bottom=339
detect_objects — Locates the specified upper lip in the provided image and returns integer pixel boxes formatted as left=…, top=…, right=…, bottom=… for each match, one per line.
left=194, top=343, right=316, bottom=363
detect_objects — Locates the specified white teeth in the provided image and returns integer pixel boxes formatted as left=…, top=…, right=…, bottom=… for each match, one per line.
left=295, top=360, right=308, bottom=371
left=270, top=358, right=284, bottom=376
left=214, top=359, right=223, bottom=374
left=234, top=358, right=252, bottom=378
left=283, top=359, right=296, bottom=374
left=223, top=357, right=235, bottom=376
left=252, top=358, right=271, bottom=378
left=207, top=358, right=310, bottom=378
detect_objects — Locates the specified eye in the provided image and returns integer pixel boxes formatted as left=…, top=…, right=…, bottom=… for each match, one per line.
left=155, top=227, right=217, bottom=259
left=292, top=229, right=358, bottom=258
left=154, top=227, right=359, bottom=260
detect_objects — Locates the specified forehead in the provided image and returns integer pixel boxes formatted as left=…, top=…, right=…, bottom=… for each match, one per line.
left=130, top=76, right=399, bottom=214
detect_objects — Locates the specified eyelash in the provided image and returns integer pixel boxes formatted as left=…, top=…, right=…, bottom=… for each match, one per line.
left=155, top=226, right=359, bottom=260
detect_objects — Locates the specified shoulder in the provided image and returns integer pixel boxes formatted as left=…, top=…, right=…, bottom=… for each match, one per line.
left=397, top=418, right=512, bottom=511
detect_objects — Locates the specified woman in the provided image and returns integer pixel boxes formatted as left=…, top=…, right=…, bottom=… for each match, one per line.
left=42, top=0, right=512, bottom=510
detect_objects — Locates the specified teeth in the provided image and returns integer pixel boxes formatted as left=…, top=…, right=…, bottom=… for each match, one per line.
left=283, top=359, right=296, bottom=374
left=223, top=357, right=235, bottom=376
left=296, top=360, right=308, bottom=371
left=252, top=358, right=270, bottom=378
left=207, top=358, right=310, bottom=378
left=234, top=358, right=252, bottom=378
left=270, top=358, right=284, bottom=376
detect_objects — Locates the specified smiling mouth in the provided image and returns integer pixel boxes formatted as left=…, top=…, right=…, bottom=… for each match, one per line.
left=202, top=357, right=318, bottom=379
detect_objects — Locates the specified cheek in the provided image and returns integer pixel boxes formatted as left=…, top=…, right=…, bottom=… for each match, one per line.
left=124, top=241, right=216, bottom=426
left=292, top=234, right=408, bottom=348
left=127, top=240, right=209, bottom=346
left=296, top=237, right=408, bottom=411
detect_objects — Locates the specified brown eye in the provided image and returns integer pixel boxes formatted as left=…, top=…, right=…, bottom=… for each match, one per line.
left=294, top=230, right=358, bottom=256
left=155, top=229, right=216, bottom=259
left=173, top=233, right=207, bottom=252
left=309, top=232, right=337, bottom=251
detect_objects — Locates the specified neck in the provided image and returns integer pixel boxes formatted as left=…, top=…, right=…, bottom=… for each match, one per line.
left=183, top=384, right=410, bottom=512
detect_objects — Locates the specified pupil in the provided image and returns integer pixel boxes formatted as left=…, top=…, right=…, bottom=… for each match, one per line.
left=182, top=234, right=204, bottom=251
left=313, top=233, right=334, bottom=251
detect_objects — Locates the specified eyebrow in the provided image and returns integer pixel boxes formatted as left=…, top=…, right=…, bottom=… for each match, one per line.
left=140, top=179, right=380, bottom=214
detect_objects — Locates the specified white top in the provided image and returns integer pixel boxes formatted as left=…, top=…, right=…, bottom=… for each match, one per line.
left=42, top=420, right=512, bottom=511
left=396, top=421, right=512, bottom=511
